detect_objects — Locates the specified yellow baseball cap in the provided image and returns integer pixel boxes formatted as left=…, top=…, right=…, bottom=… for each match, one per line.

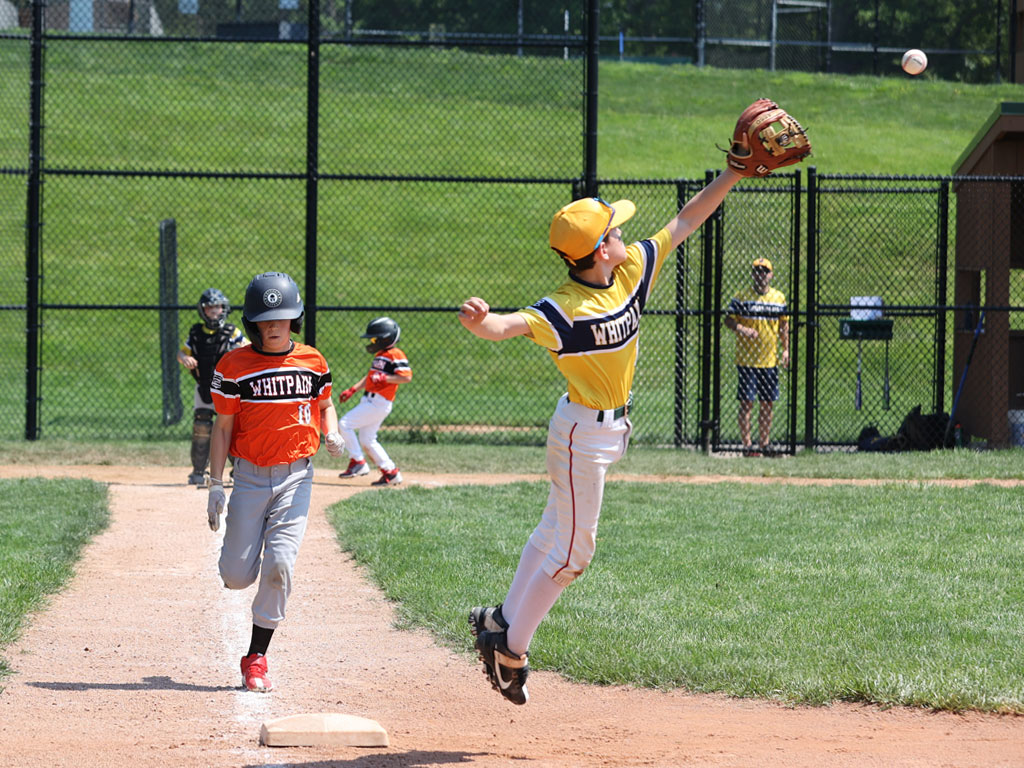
left=752, top=258, right=774, bottom=271
left=549, top=197, right=636, bottom=263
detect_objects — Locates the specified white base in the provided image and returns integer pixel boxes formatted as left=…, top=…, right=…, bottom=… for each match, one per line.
left=260, top=712, right=389, bottom=747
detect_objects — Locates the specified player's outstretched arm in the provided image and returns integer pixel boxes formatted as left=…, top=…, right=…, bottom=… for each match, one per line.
left=338, top=376, right=364, bottom=402
left=458, top=297, right=530, bottom=341
left=665, top=167, right=743, bottom=251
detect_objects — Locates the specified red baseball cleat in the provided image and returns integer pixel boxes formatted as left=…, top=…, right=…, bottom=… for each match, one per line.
left=240, top=653, right=273, bottom=693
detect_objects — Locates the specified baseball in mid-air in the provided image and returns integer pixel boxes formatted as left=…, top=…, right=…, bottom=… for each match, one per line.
left=901, top=49, right=927, bottom=76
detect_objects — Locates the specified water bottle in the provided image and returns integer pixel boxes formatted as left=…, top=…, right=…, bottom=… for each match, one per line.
left=954, top=423, right=962, bottom=448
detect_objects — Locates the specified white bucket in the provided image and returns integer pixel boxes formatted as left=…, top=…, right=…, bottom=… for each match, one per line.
left=1008, top=410, right=1024, bottom=447
left=850, top=296, right=883, bottom=320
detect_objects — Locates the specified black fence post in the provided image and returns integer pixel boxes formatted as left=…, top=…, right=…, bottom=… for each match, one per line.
left=935, top=180, right=950, bottom=413
left=304, top=0, right=321, bottom=347
left=699, top=171, right=715, bottom=453
left=1012, top=0, right=1018, bottom=84
left=24, top=0, right=45, bottom=441
left=788, top=169, right=801, bottom=455
left=159, top=219, right=182, bottom=426
left=711, top=173, right=724, bottom=450
left=583, top=0, right=599, bottom=197
left=804, top=166, right=818, bottom=449
left=872, top=0, right=879, bottom=76
left=996, top=0, right=1003, bottom=83
left=572, top=178, right=585, bottom=201
left=694, top=0, right=705, bottom=67
left=673, top=180, right=687, bottom=448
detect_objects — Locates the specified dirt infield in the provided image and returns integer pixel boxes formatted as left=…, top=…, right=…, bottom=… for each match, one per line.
left=0, top=464, right=1020, bottom=768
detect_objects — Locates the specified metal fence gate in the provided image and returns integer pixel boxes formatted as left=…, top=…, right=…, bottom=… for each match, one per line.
left=807, top=173, right=948, bottom=451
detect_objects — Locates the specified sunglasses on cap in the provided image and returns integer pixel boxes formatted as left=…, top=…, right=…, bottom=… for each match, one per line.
left=591, top=197, right=616, bottom=252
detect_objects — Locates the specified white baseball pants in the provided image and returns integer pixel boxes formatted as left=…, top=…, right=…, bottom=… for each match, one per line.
left=528, top=394, right=633, bottom=587
left=339, top=392, right=396, bottom=470
left=219, top=456, right=313, bottom=630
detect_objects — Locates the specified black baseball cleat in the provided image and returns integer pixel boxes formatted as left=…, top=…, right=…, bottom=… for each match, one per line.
left=475, top=630, right=529, bottom=705
left=371, top=467, right=403, bottom=486
left=468, top=604, right=509, bottom=638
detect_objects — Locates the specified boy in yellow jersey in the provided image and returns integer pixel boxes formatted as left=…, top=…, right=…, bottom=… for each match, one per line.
left=458, top=167, right=744, bottom=705
left=207, top=272, right=343, bottom=693
left=724, top=258, right=789, bottom=456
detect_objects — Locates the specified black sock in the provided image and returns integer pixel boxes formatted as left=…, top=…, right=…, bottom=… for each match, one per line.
left=247, top=624, right=275, bottom=657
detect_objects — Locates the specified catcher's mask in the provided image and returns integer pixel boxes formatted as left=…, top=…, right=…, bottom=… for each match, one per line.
left=242, top=272, right=304, bottom=350
left=362, top=317, right=400, bottom=354
left=198, top=288, right=230, bottom=331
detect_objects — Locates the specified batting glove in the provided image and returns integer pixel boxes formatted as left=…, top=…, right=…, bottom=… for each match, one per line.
left=368, top=371, right=387, bottom=385
left=324, top=431, right=344, bottom=458
left=339, top=386, right=358, bottom=403
left=207, top=480, right=225, bottom=532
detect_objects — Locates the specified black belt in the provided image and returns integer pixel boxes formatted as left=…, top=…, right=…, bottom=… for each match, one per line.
left=597, top=404, right=627, bottom=423
left=570, top=394, right=631, bottom=422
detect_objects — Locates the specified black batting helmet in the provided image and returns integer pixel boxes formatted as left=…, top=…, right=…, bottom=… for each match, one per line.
left=242, top=272, right=304, bottom=349
left=198, top=287, right=230, bottom=331
left=361, top=317, right=400, bottom=353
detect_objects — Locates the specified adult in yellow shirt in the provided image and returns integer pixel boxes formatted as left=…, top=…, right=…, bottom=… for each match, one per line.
left=724, top=257, right=790, bottom=456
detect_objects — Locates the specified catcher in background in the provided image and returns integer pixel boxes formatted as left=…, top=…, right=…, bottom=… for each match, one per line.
left=177, top=288, right=247, bottom=485
left=335, top=317, right=412, bottom=486
left=724, top=258, right=790, bottom=457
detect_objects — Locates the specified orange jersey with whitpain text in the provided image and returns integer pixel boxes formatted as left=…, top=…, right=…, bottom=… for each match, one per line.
left=211, top=342, right=333, bottom=466
left=364, top=347, right=411, bottom=401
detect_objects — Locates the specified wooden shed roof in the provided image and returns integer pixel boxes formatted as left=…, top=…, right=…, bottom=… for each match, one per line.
left=953, top=102, right=1024, bottom=175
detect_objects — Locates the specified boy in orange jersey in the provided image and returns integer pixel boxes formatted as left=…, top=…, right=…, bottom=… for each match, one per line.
left=336, top=316, right=412, bottom=486
left=206, top=272, right=344, bottom=693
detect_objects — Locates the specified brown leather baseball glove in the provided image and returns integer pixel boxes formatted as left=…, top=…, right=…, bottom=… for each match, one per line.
left=724, top=98, right=811, bottom=177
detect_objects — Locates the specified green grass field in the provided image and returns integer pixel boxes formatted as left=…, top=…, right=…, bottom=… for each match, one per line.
left=0, top=477, right=110, bottom=682
left=3, top=438, right=1023, bottom=479
left=1, top=37, right=1023, bottom=716
left=329, top=477, right=1024, bottom=712
left=2, top=41, right=1023, bottom=443
left=0, top=442, right=1020, bottom=709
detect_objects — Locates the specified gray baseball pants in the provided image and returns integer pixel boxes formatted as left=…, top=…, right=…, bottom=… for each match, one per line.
left=218, top=456, right=313, bottom=630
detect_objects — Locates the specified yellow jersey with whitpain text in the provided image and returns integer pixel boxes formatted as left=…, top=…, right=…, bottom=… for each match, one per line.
left=726, top=286, right=788, bottom=368
left=517, top=227, right=673, bottom=411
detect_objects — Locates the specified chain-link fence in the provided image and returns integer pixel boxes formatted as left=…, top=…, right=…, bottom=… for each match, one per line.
left=808, top=173, right=1024, bottom=454
left=810, top=175, right=948, bottom=450
left=4, top=1, right=1024, bottom=452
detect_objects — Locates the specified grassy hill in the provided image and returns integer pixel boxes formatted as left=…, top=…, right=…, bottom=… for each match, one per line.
left=598, top=62, right=1024, bottom=177
left=1, top=43, right=1023, bottom=442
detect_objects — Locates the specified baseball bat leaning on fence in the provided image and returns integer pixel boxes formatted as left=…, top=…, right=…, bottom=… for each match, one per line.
left=943, top=310, right=985, bottom=447
left=855, top=338, right=863, bottom=410
left=883, top=339, right=890, bottom=410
